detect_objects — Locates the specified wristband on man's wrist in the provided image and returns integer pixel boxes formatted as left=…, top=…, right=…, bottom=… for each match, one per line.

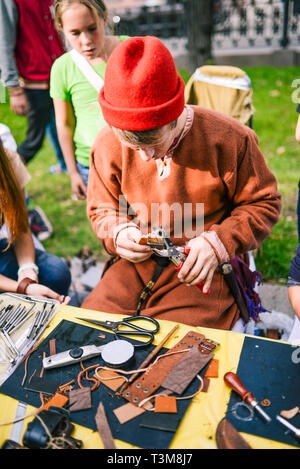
left=16, top=277, right=38, bottom=295
left=17, top=263, right=39, bottom=276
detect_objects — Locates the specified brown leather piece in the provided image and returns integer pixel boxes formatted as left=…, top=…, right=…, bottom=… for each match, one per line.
left=121, top=331, right=206, bottom=405
left=161, top=346, right=213, bottom=395
left=216, top=418, right=252, bottom=449
left=69, top=387, right=92, bottom=412
left=95, top=402, right=116, bottom=449
left=113, top=402, right=145, bottom=424
left=202, top=377, right=210, bottom=392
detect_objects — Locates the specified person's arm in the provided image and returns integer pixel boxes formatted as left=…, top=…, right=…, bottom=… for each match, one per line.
left=13, top=228, right=37, bottom=281
left=53, top=98, right=87, bottom=199
left=9, top=227, right=69, bottom=302
left=288, top=285, right=300, bottom=320
left=0, top=0, right=28, bottom=115
left=287, top=245, right=300, bottom=320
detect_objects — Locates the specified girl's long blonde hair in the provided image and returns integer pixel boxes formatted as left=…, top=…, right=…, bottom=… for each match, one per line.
left=54, top=0, right=108, bottom=29
left=0, top=141, right=29, bottom=245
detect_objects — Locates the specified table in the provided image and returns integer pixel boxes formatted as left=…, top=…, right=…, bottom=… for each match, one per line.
left=0, top=304, right=297, bottom=449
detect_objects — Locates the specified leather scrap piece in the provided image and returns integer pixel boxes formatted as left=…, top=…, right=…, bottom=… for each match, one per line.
left=140, top=412, right=180, bottom=432
left=95, top=401, right=116, bottom=449
left=121, top=330, right=206, bottom=405
left=69, top=387, right=92, bottom=412
left=204, top=358, right=219, bottom=378
left=154, top=395, right=177, bottom=413
left=113, top=402, right=145, bottom=424
left=94, top=368, right=126, bottom=391
left=216, top=418, right=252, bottom=449
left=202, top=377, right=210, bottom=392
left=49, top=339, right=56, bottom=356
left=280, top=406, right=300, bottom=419
left=42, top=391, right=69, bottom=411
left=161, top=346, right=213, bottom=395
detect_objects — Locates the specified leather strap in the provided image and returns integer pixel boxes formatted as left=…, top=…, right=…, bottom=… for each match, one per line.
left=16, top=277, right=37, bottom=295
left=122, top=330, right=207, bottom=405
left=135, top=255, right=170, bottom=315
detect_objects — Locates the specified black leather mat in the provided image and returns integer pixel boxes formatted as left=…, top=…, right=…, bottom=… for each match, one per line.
left=0, top=320, right=201, bottom=449
left=226, top=335, right=300, bottom=448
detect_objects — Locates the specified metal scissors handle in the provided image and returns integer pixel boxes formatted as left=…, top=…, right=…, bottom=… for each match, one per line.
left=77, top=315, right=160, bottom=348
left=113, top=316, right=160, bottom=347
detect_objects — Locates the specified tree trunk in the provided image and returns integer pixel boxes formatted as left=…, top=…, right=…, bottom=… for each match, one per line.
left=185, top=0, right=214, bottom=72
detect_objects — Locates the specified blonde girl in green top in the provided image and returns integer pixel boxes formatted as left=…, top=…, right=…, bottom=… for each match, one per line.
left=51, top=0, right=127, bottom=199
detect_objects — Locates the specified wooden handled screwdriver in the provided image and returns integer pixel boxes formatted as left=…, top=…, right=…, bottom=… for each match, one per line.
left=224, top=372, right=272, bottom=424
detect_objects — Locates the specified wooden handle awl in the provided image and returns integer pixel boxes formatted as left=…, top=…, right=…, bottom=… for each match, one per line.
left=224, top=372, right=256, bottom=405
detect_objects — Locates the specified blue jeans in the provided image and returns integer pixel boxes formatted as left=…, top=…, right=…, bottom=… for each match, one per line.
left=46, top=108, right=67, bottom=172
left=18, top=89, right=66, bottom=171
left=77, top=161, right=90, bottom=187
left=0, top=239, right=71, bottom=296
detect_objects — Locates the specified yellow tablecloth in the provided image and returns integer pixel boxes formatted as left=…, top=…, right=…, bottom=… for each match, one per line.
left=0, top=305, right=296, bottom=449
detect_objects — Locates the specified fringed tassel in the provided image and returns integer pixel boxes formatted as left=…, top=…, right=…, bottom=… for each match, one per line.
left=230, top=257, right=270, bottom=322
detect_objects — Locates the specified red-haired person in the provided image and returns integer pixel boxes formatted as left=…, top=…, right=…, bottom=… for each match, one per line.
left=0, top=141, right=71, bottom=301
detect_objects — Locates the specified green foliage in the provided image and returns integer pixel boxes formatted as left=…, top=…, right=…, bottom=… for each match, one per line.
left=0, top=67, right=299, bottom=280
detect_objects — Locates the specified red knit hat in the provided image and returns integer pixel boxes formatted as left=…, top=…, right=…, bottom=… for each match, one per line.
left=98, top=36, right=185, bottom=130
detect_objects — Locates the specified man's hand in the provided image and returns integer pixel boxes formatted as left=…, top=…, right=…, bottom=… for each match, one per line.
left=177, top=236, right=218, bottom=294
left=115, top=227, right=152, bottom=263
left=9, top=90, right=28, bottom=116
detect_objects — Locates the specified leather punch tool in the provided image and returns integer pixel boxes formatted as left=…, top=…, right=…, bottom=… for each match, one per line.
left=139, top=226, right=209, bottom=294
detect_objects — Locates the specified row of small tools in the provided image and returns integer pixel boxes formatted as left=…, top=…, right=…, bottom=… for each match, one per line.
left=0, top=298, right=55, bottom=365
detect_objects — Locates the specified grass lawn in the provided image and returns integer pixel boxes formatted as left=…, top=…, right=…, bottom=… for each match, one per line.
left=0, top=65, right=299, bottom=282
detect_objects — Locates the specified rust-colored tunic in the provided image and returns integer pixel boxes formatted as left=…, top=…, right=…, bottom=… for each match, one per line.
left=82, top=106, right=281, bottom=330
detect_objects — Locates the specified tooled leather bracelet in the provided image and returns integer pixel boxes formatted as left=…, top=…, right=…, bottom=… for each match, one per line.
left=16, top=277, right=38, bottom=295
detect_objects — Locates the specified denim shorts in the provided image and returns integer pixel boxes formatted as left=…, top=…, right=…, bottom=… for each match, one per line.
left=0, top=239, right=71, bottom=296
left=77, top=161, right=90, bottom=187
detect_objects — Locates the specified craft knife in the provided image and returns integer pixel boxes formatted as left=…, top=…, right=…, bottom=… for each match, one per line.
left=43, top=340, right=135, bottom=370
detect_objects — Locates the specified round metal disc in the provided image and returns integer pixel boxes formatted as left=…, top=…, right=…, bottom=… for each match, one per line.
left=101, top=339, right=135, bottom=368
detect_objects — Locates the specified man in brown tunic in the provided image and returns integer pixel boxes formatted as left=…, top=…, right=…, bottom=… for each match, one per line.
left=82, top=36, right=281, bottom=330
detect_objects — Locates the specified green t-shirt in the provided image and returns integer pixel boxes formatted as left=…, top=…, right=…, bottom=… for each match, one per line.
left=50, top=36, right=128, bottom=167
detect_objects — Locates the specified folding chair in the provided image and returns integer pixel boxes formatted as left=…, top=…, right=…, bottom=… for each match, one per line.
left=185, top=65, right=255, bottom=127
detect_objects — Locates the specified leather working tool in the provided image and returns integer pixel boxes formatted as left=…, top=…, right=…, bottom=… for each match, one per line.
left=276, top=415, right=300, bottom=440
left=76, top=315, right=160, bottom=348
left=224, top=372, right=272, bottom=424
left=43, top=339, right=135, bottom=370
left=139, top=226, right=209, bottom=294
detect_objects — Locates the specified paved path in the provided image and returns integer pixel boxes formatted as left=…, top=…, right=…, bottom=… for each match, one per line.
left=259, top=283, right=294, bottom=319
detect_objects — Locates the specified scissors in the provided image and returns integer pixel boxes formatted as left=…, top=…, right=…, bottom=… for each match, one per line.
left=76, top=315, right=160, bottom=348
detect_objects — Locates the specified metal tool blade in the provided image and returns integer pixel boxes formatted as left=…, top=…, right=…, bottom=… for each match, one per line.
left=253, top=403, right=272, bottom=423
left=276, top=415, right=300, bottom=438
